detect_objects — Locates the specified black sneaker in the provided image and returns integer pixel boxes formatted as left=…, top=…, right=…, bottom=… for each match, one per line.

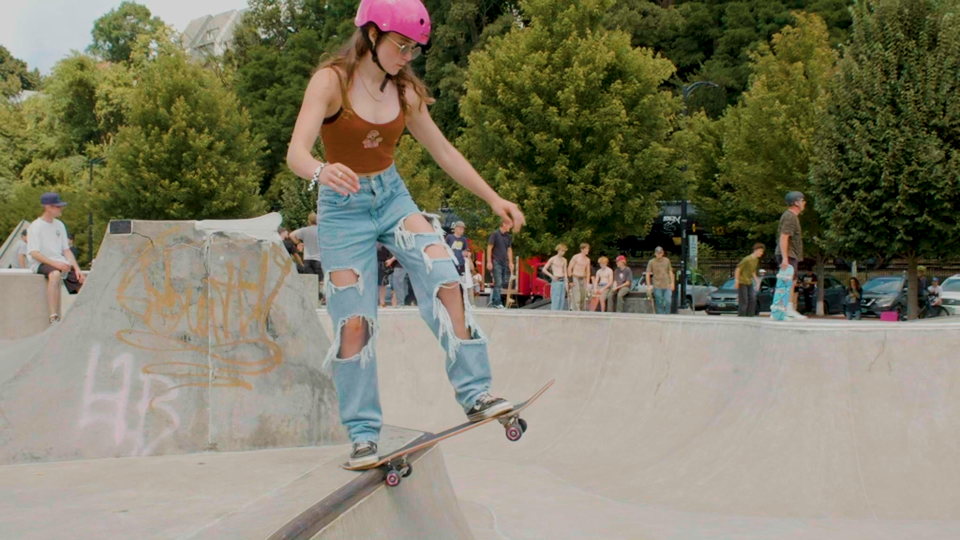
left=349, top=441, right=379, bottom=468
left=466, top=393, right=513, bottom=422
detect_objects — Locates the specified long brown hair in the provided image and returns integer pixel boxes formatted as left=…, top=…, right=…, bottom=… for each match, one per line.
left=317, top=24, right=433, bottom=118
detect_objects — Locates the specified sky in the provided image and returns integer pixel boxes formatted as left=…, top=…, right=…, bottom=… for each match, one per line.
left=1, top=0, right=247, bottom=75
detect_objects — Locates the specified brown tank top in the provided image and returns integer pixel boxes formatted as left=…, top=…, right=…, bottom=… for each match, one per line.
left=320, top=98, right=405, bottom=175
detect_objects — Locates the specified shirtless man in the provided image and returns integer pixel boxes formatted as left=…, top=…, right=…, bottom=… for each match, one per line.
left=593, top=256, right=614, bottom=312
left=567, top=243, right=591, bottom=311
left=541, top=244, right=569, bottom=311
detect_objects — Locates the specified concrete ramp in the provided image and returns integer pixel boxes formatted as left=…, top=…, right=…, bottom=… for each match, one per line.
left=0, top=215, right=345, bottom=465
left=342, top=310, right=960, bottom=539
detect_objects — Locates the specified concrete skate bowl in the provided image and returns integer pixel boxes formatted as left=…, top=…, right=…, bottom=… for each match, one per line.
left=332, top=310, right=960, bottom=540
left=0, top=214, right=345, bottom=465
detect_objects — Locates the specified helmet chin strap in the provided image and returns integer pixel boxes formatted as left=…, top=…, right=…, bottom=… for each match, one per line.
left=365, top=30, right=392, bottom=91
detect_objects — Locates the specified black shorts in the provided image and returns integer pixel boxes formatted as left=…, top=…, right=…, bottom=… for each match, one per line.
left=37, top=263, right=83, bottom=294
left=301, top=259, right=322, bottom=276
left=775, top=255, right=799, bottom=277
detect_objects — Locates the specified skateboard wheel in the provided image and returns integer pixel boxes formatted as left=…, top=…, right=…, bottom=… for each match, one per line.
left=518, top=418, right=528, bottom=433
left=401, top=465, right=413, bottom=478
left=506, top=425, right=523, bottom=442
left=386, top=470, right=402, bottom=487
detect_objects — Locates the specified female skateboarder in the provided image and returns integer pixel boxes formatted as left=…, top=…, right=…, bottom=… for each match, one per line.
left=286, top=0, right=525, bottom=467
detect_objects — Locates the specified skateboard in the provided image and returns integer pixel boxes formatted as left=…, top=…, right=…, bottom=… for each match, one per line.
left=770, top=265, right=795, bottom=321
left=588, top=292, right=601, bottom=312
left=342, top=379, right=555, bottom=487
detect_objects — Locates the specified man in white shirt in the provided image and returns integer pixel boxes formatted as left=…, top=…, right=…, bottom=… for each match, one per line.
left=27, top=192, right=85, bottom=323
left=291, top=213, right=322, bottom=276
left=12, top=230, right=28, bottom=269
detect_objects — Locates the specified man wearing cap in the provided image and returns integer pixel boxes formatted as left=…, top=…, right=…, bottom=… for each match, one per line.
left=611, top=255, right=633, bottom=313
left=645, top=246, right=674, bottom=314
left=775, top=191, right=806, bottom=320
left=446, top=221, right=469, bottom=276
left=27, top=192, right=85, bottom=324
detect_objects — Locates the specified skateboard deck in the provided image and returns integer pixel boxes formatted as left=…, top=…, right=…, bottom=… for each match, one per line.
left=588, top=294, right=601, bottom=312
left=770, top=265, right=794, bottom=321
left=342, top=379, right=555, bottom=486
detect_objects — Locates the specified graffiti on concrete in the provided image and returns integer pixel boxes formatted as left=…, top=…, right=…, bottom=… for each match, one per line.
left=79, top=344, right=182, bottom=456
left=113, top=232, right=293, bottom=395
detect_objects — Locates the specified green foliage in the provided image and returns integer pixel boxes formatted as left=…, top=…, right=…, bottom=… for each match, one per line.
left=273, top=168, right=315, bottom=230
left=423, top=0, right=517, bottom=141
left=0, top=46, right=41, bottom=98
left=604, top=0, right=853, bottom=109
left=458, top=0, right=681, bottom=255
left=702, top=12, right=837, bottom=252
left=229, top=0, right=360, bottom=194
left=811, top=0, right=960, bottom=317
left=88, top=1, right=163, bottom=64
left=395, top=135, right=444, bottom=212
left=96, top=37, right=265, bottom=221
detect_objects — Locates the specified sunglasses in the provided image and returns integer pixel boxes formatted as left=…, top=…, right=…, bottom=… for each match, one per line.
left=384, top=35, right=421, bottom=61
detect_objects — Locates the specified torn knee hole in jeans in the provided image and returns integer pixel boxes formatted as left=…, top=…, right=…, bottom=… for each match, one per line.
left=433, top=280, right=486, bottom=365
left=323, top=315, right=378, bottom=370
left=421, top=241, right=457, bottom=273
left=324, top=268, right=363, bottom=298
left=394, top=212, right=448, bottom=252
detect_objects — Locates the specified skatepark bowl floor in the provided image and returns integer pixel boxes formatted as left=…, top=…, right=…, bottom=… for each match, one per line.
left=4, top=267, right=960, bottom=539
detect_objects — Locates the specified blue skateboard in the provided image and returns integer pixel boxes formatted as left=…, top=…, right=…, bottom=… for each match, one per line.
left=770, top=265, right=794, bottom=321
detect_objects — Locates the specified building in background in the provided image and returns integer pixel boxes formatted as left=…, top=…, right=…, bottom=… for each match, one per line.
left=181, top=10, right=245, bottom=60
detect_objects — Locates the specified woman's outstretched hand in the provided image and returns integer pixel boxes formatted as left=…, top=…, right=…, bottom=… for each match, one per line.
left=490, top=197, right=526, bottom=232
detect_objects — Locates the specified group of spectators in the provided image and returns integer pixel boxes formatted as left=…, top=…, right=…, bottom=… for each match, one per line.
left=539, top=243, right=679, bottom=315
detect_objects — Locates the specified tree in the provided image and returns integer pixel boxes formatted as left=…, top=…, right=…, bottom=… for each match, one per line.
left=604, top=1, right=853, bottom=111
left=458, top=0, right=681, bottom=255
left=811, top=0, right=960, bottom=319
left=88, top=2, right=163, bottom=64
left=422, top=0, right=517, bottom=141
left=97, top=35, right=265, bottom=221
left=229, top=0, right=360, bottom=196
left=709, top=13, right=836, bottom=249
left=0, top=46, right=41, bottom=98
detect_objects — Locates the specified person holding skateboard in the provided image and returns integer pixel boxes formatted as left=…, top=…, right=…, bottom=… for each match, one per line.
left=286, top=0, right=523, bottom=468
left=775, top=191, right=807, bottom=320
left=541, top=244, right=569, bottom=311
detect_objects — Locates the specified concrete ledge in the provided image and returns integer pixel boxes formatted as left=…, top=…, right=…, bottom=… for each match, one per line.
left=0, top=273, right=54, bottom=339
left=0, top=271, right=84, bottom=339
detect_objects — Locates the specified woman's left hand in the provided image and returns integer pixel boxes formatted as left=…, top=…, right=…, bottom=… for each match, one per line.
left=489, top=197, right=526, bottom=232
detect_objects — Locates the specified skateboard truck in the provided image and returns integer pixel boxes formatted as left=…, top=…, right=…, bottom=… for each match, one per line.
left=384, top=457, right=413, bottom=487
left=498, top=412, right=528, bottom=442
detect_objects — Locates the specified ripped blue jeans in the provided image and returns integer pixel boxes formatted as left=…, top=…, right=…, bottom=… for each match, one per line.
left=318, top=165, right=492, bottom=444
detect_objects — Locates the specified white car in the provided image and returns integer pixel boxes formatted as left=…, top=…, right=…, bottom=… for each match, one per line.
left=939, top=275, right=960, bottom=315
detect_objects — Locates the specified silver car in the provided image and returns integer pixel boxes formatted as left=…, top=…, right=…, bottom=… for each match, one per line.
left=631, top=271, right=717, bottom=310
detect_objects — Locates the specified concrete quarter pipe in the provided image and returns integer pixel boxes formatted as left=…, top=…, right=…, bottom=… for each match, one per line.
left=334, top=310, right=960, bottom=540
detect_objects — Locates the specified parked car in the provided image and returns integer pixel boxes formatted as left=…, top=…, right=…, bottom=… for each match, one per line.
left=706, top=278, right=740, bottom=315
left=935, top=275, right=960, bottom=316
left=632, top=271, right=717, bottom=310
left=860, top=276, right=905, bottom=318
left=708, top=274, right=847, bottom=315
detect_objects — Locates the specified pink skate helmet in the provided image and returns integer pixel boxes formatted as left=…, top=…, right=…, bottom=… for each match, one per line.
left=355, top=0, right=431, bottom=45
